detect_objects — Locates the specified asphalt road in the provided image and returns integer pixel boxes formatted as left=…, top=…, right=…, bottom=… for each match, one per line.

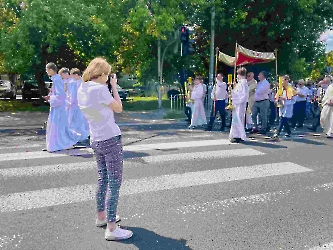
left=0, top=123, right=333, bottom=250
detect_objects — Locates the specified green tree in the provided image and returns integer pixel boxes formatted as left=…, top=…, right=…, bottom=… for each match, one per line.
left=0, top=0, right=124, bottom=98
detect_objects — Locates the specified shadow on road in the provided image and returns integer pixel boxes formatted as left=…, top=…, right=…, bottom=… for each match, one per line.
left=284, top=137, right=327, bottom=146
left=49, top=148, right=150, bottom=160
left=242, top=140, right=288, bottom=149
left=119, top=226, right=192, bottom=250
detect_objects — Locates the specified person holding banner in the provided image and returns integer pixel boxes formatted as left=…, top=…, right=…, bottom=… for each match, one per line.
left=206, top=73, right=227, bottom=131
left=185, top=81, right=194, bottom=123
left=229, top=67, right=249, bottom=143
left=273, top=75, right=296, bottom=139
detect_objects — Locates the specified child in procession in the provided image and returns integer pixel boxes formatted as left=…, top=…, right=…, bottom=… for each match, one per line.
left=43, top=63, right=81, bottom=152
left=65, top=68, right=90, bottom=142
left=273, top=75, right=296, bottom=139
left=189, top=76, right=207, bottom=129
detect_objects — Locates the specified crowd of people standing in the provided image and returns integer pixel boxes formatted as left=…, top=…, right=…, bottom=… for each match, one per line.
left=185, top=69, right=333, bottom=142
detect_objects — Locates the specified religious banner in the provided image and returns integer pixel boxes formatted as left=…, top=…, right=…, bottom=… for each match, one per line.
left=218, top=44, right=276, bottom=67
left=236, top=45, right=276, bottom=66
left=218, top=51, right=236, bottom=67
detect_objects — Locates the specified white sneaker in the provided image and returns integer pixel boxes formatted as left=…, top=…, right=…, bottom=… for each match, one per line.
left=96, top=215, right=121, bottom=227
left=105, top=227, right=133, bottom=241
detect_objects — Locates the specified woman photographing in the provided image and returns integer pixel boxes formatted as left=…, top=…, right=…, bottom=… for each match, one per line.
left=77, top=57, right=133, bottom=241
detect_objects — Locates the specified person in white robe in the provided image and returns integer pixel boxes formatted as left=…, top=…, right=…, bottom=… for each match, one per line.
left=229, top=67, right=249, bottom=142
left=320, top=84, right=333, bottom=138
left=43, top=63, right=81, bottom=152
left=65, top=68, right=90, bottom=142
left=189, top=76, right=207, bottom=129
left=59, top=67, right=72, bottom=93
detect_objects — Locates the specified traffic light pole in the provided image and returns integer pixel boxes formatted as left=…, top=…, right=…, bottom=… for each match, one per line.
left=158, top=40, right=162, bottom=109
left=158, top=31, right=179, bottom=109
left=208, top=0, right=215, bottom=85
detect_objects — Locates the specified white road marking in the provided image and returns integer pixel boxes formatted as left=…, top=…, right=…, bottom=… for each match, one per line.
left=0, top=162, right=312, bottom=212
left=124, top=139, right=231, bottom=151
left=0, top=144, right=42, bottom=150
left=138, top=148, right=264, bottom=163
left=0, top=139, right=232, bottom=162
left=147, top=134, right=215, bottom=140
left=308, top=243, right=333, bottom=250
left=0, top=148, right=264, bottom=178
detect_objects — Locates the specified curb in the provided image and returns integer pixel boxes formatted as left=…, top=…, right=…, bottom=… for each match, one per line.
left=0, top=121, right=188, bottom=131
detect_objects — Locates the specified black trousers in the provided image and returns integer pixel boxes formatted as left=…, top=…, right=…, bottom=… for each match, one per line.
left=208, top=100, right=226, bottom=129
left=278, top=117, right=291, bottom=135
left=269, top=101, right=276, bottom=126
left=185, top=106, right=192, bottom=122
left=292, top=101, right=306, bottom=127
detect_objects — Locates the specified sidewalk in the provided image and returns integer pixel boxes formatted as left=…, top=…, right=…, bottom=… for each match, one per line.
left=0, top=109, right=187, bottom=129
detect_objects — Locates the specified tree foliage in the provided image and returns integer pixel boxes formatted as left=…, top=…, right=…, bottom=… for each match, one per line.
left=0, top=0, right=333, bottom=92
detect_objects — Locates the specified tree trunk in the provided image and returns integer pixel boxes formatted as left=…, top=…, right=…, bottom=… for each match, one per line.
left=34, top=69, right=47, bottom=103
left=35, top=45, right=49, bottom=104
left=8, top=74, right=16, bottom=85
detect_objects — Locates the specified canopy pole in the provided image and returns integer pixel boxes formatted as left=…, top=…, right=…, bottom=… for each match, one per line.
left=233, top=42, right=238, bottom=83
left=226, top=42, right=237, bottom=110
left=214, top=47, right=219, bottom=113
left=274, top=49, right=278, bottom=80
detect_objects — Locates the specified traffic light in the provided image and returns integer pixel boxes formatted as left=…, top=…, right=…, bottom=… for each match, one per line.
left=179, top=26, right=195, bottom=56
left=180, top=26, right=187, bottom=42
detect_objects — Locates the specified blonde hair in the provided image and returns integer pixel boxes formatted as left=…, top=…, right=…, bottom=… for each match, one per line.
left=82, top=57, right=111, bottom=82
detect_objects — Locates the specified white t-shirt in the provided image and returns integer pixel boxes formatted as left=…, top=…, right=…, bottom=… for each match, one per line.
left=77, top=81, right=121, bottom=142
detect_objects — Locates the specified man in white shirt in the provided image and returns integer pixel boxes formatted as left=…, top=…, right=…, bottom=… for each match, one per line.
left=206, top=73, right=228, bottom=131
left=251, top=71, right=270, bottom=134
left=291, top=79, right=308, bottom=128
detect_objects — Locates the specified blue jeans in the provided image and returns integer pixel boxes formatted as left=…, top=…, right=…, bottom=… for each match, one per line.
left=91, top=135, right=123, bottom=222
left=292, top=101, right=306, bottom=127
left=277, top=117, right=291, bottom=135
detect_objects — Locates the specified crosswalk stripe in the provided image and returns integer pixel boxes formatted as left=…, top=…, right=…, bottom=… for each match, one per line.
left=0, top=139, right=232, bottom=162
left=0, top=144, right=42, bottom=150
left=147, top=134, right=215, bottom=140
left=136, top=148, right=264, bottom=163
left=0, top=148, right=264, bottom=178
left=309, top=243, right=333, bottom=250
left=123, top=139, right=231, bottom=151
left=0, top=162, right=312, bottom=213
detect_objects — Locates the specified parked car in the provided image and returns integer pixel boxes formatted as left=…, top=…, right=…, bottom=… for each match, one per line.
left=0, top=80, right=16, bottom=99
left=128, top=86, right=146, bottom=97
left=117, top=84, right=128, bottom=100
left=108, top=83, right=128, bottom=101
left=22, top=80, right=50, bottom=101
left=22, top=80, right=39, bottom=101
